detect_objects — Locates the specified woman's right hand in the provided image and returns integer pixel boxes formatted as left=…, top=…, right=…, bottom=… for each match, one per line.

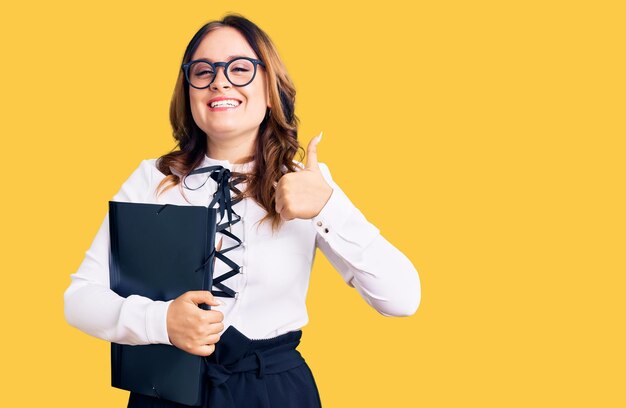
left=166, top=290, right=224, bottom=356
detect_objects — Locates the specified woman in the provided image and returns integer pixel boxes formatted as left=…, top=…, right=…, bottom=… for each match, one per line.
left=64, top=13, right=421, bottom=408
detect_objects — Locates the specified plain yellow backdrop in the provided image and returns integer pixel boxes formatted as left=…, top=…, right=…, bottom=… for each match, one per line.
left=1, top=0, right=624, bottom=407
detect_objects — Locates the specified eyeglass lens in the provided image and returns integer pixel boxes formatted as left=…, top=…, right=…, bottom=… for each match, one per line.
left=188, top=58, right=256, bottom=88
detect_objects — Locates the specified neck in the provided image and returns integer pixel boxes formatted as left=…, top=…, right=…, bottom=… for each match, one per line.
left=206, top=133, right=256, bottom=164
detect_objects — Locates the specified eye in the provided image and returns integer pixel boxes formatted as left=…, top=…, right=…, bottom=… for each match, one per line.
left=194, top=69, right=214, bottom=77
left=231, top=67, right=250, bottom=72
left=190, top=61, right=214, bottom=77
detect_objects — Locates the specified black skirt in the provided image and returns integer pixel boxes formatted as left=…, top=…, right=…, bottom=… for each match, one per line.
left=127, top=326, right=322, bottom=408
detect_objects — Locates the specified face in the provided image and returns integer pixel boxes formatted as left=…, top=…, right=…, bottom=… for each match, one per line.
left=188, top=27, right=270, bottom=144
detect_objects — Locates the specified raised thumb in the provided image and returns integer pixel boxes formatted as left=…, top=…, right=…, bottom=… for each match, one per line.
left=305, top=131, right=323, bottom=171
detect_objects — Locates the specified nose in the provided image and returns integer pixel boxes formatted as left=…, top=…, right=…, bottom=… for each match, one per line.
left=210, top=66, right=231, bottom=91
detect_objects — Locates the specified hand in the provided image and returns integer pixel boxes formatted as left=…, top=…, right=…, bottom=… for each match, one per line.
left=166, top=290, right=224, bottom=356
left=275, top=132, right=333, bottom=221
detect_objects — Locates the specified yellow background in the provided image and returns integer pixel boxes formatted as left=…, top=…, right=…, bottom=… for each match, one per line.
left=1, top=0, right=624, bottom=406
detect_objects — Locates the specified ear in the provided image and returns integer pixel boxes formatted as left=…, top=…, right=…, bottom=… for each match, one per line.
left=265, top=78, right=272, bottom=109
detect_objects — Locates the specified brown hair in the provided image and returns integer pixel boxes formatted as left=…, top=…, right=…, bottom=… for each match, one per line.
left=155, top=13, right=304, bottom=234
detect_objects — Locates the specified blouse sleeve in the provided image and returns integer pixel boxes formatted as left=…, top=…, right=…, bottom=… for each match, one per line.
left=312, top=162, right=421, bottom=316
left=63, top=159, right=173, bottom=345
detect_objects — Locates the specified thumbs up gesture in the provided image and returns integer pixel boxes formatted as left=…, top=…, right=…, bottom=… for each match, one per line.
left=274, top=132, right=333, bottom=221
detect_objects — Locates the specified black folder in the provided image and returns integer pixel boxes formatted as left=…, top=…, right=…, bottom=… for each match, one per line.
left=108, top=201, right=217, bottom=406
left=107, top=165, right=244, bottom=406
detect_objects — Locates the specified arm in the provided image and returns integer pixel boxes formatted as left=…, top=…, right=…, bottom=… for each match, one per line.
left=63, top=160, right=173, bottom=345
left=313, top=163, right=421, bottom=317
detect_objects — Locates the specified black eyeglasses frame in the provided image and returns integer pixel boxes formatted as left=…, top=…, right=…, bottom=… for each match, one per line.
left=181, top=57, right=266, bottom=89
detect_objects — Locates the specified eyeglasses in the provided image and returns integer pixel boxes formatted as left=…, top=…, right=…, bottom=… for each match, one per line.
left=181, top=57, right=266, bottom=89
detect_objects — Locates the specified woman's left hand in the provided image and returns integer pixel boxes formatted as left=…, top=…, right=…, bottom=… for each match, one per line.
left=275, top=132, right=333, bottom=221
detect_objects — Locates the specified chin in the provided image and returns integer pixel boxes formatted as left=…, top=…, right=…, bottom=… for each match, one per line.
left=203, top=119, right=240, bottom=133
left=205, top=125, right=258, bottom=138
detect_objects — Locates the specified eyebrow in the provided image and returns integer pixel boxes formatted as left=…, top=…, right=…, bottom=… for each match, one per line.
left=196, top=54, right=253, bottom=62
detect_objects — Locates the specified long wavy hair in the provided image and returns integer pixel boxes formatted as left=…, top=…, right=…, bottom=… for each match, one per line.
left=155, top=14, right=304, bottom=234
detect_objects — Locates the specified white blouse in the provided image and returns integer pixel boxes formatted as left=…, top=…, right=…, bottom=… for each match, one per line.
left=63, top=155, right=421, bottom=344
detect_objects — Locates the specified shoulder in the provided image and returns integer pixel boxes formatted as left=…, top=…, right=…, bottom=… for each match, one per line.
left=131, top=158, right=162, bottom=182
left=112, top=158, right=160, bottom=203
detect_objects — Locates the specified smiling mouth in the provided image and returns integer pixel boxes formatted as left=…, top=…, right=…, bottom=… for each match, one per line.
left=208, top=99, right=241, bottom=108
left=208, top=105, right=240, bottom=112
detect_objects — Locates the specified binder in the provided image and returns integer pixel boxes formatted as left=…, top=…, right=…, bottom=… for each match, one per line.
left=107, top=165, right=244, bottom=406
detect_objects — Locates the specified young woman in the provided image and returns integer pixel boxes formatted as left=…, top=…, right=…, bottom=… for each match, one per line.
left=64, top=13, right=421, bottom=408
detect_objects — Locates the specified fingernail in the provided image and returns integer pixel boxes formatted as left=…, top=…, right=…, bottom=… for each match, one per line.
left=318, top=131, right=323, bottom=141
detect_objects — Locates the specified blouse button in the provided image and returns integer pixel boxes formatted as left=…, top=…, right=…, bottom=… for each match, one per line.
left=324, top=228, right=329, bottom=233
left=316, top=221, right=323, bottom=227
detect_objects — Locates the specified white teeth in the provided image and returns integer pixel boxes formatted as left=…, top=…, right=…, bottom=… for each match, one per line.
left=210, top=100, right=240, bottom=108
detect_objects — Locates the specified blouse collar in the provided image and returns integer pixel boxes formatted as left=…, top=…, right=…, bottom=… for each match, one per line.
left=201, top=154, right=255, bottom=172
